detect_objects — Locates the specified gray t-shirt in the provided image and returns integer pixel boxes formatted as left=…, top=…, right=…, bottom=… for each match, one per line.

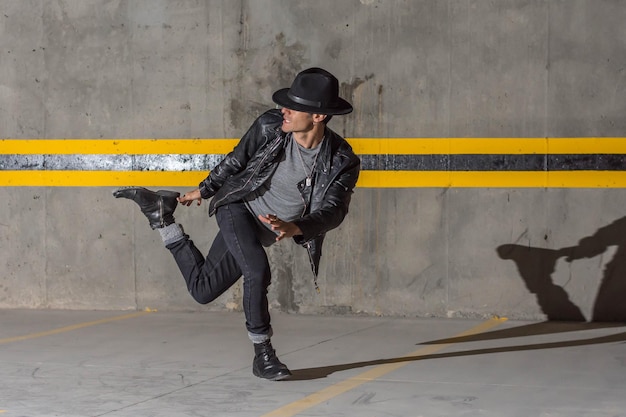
left=244, top=134, right=322, bottom=242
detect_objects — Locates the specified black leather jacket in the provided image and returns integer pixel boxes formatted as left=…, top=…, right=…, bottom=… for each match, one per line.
left=198, top=109, right=360, bottom=281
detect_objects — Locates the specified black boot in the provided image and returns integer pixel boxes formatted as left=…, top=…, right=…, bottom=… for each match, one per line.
left=113, top=187, right=180, bottom=229
left=252, top=341, right=292, bottom=381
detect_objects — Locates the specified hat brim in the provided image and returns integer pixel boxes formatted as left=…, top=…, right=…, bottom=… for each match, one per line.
left=272, top=88, right=353, bottom=115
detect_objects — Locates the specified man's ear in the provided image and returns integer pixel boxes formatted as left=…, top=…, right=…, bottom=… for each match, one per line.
left=312, top=113, right=327, bottom=124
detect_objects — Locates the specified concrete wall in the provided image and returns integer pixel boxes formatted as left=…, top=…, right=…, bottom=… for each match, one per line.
left=1, top=0, right=625, bottom=321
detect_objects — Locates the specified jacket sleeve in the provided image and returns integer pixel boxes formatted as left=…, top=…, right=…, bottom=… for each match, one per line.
left=293, top=152, right=360, bottom=242
left=198, top=110, right=282, bottom=199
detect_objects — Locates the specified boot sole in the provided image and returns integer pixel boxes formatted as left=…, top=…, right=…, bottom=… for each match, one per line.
left=253, top=367, right=292, bottom=381
left=112, top=187, right=180, bottom=199
left=156, top=190, right=181, bottom=198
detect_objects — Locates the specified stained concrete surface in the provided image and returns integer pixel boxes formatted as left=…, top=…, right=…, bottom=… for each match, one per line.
left=1, top=309, right=625, bottom=417
left=2, top=0, right=626, bottom=320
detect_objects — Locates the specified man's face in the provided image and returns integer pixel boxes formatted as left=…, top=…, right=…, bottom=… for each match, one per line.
left=280, top=107, right=315, bottom=133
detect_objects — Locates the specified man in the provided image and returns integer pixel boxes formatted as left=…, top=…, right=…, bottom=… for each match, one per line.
left=114, top=67, right=360, bottom=381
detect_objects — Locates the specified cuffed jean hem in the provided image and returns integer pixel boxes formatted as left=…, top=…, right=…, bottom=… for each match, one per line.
left=248, top=328, right=273, bottom=344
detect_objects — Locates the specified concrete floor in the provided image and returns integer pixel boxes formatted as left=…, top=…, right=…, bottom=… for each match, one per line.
left=1, top=309, right=625, bottom=417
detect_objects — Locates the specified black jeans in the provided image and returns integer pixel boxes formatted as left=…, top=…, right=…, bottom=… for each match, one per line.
left=166, top=202, right=273, bottom=337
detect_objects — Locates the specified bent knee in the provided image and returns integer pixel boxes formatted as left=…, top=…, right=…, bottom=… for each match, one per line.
left=189, top=291, right=218, bottom=305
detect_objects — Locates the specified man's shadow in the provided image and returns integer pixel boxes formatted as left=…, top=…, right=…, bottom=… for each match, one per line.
left=497, top=215, right=626, bottom=322
left=289, top=323, right=626, bottom=380
left=496, top=244, right=584, bottom=320
left=289, top=216, right=626, bottom=381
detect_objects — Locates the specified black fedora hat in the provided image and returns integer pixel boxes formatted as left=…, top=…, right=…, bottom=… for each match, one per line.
left=272, top=67, right=353, bottom=115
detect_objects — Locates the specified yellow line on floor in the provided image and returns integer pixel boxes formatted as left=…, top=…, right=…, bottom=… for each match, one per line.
left=0, top=311, right=153, bottom=345
left=262, top=317, right=508, bottom=417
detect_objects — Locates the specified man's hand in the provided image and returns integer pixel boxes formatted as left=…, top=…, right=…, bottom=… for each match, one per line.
left=258, top=214, right=302, bottom=241
left=177, top=188, right=203, bottom=206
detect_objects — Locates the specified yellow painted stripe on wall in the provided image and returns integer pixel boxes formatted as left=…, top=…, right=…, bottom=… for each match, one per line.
left=0, top=139, right=238, bottom=155
left=0, top=171, right=205, bottom=187
left=547, top=138, right=626, bottom=154
left=349, top=138, right=546, bottom=154
left=2, top=170, right=625, bottom=188
left=359, top=171, right=626, bottom=188
left=2, top=138, right=625, bottom=155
